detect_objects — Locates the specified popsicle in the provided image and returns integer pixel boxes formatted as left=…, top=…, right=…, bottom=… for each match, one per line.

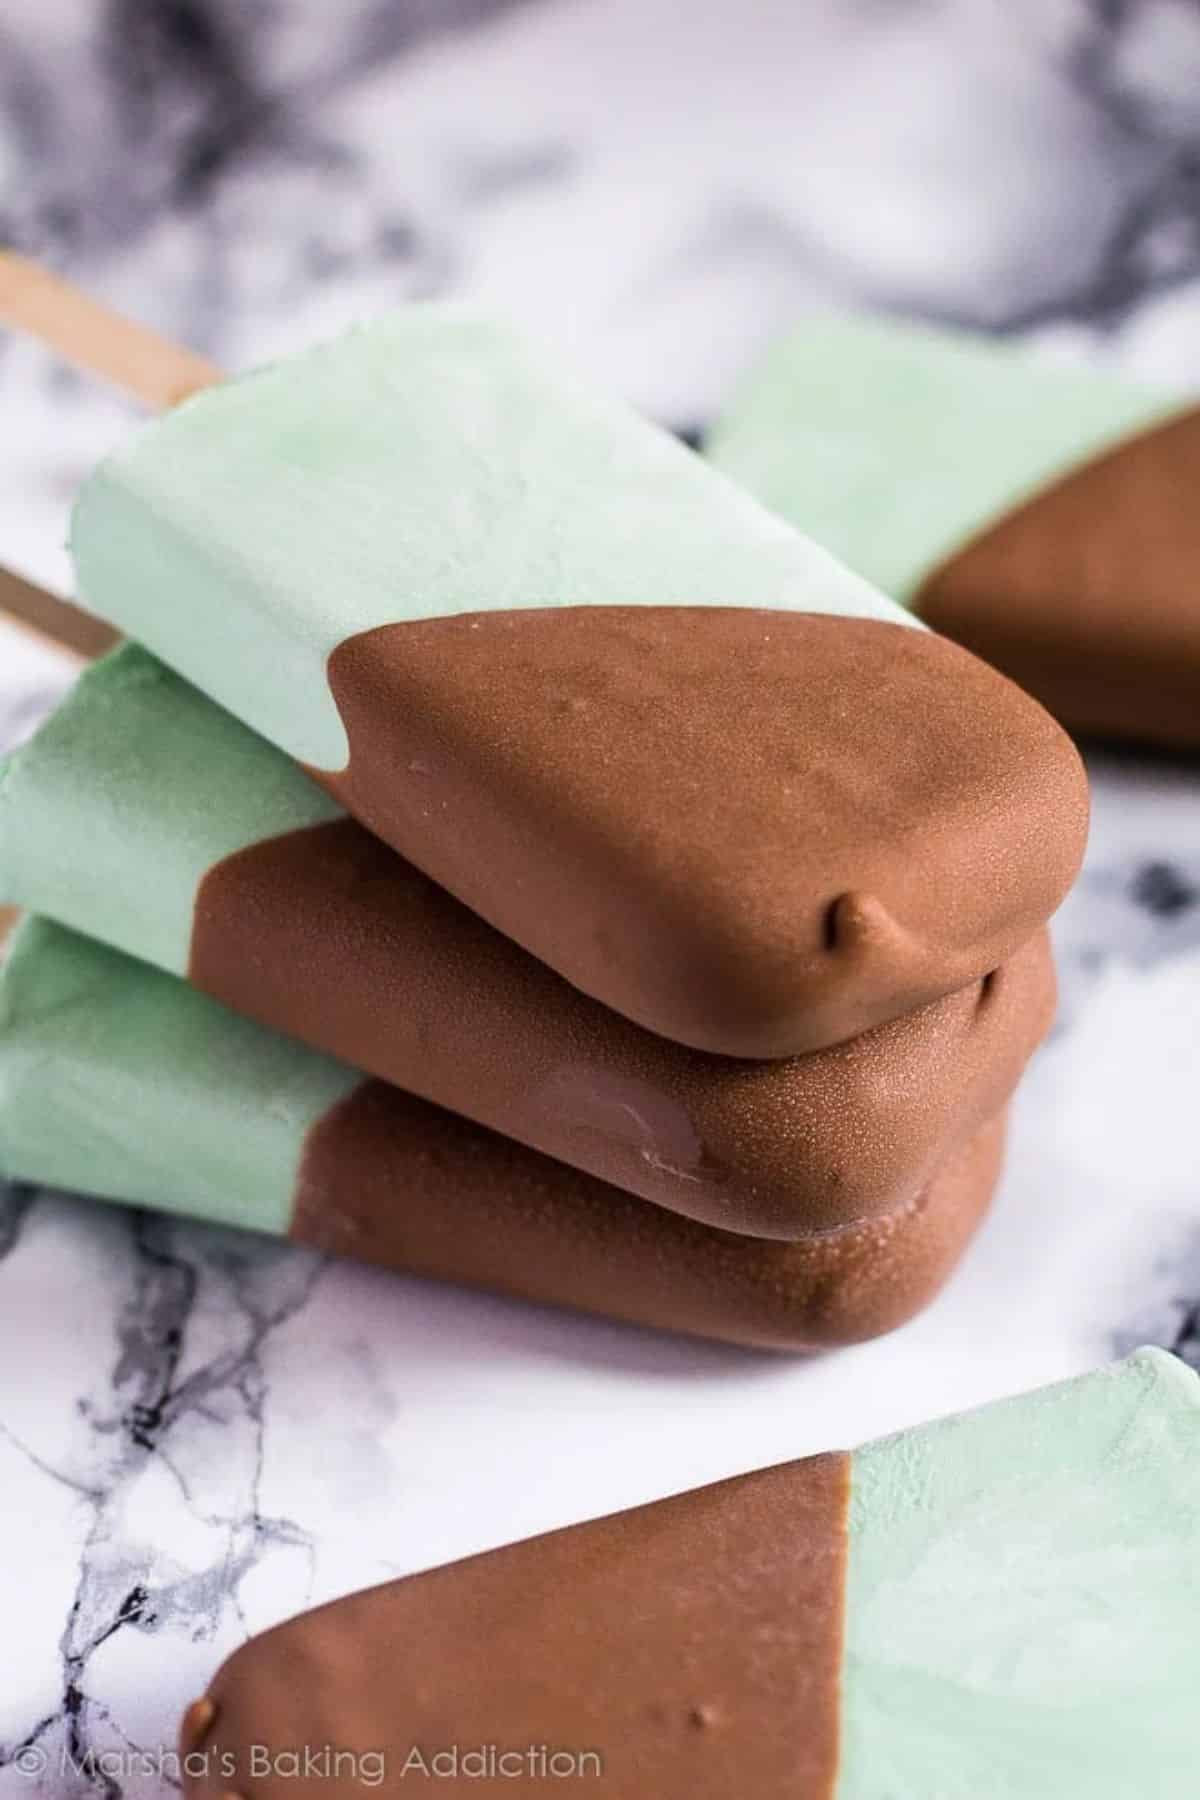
left=0, top=915, right=1006, bottom=1349
left=178, top=1349, right=1200, bottom=1798
left=709, top=311, right=1200, bottom=751
left=0, top=257, right=1088, bottom=1057
left=0, top=641, right=1056, bottom=1239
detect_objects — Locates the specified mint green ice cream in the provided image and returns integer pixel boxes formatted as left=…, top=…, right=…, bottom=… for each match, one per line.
left=72, top=308, right=911, bottom=771
left=709, top=311, right=1179, bottom=602
left=0, top=915, right=352, bottom=1233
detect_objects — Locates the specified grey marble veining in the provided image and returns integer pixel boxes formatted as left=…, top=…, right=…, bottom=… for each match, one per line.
left=8, top=0, right=1200, bottom=591
left=2, top=2, right=1200, bottom=1794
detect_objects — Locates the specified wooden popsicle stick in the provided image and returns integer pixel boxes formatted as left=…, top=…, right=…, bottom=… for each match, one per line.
left=0, top=907, right=20, bottom=954
left=0, top=561, right=119, bottom=662
left=0, top=250, right=221, bottom=411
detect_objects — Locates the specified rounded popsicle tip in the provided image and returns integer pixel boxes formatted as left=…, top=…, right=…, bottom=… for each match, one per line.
left=574, top=630, right=1085, bottom=1064
left=732, top=1104, right=1011, bottom=1351
left=653, top=926, right=1053, bottom=1242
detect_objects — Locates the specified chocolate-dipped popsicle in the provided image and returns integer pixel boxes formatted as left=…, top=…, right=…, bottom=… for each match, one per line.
left=65, top=307, right=1088, bottom=1057
left=0, top=645, right=1057, bottom=1239
left=179, top=1350, right=1200, bottom=1798
left=709, top=311, right=1200, bottom=751
left=0, top=916, right=1007, bottom=1350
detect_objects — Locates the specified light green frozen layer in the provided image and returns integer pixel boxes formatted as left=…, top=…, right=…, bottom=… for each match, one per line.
left=0, top=645, right=342, bottom=975
left=840, top=1348, right=1200, bottom=1797
left=709, top=313, right=1183, bottom=602
left=0, top=916, right=357, bottom=1232
left=71, top=307, right=912, bottom=770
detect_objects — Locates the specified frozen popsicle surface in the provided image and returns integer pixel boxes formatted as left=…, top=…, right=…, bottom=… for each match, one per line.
left=0, top=646, right=1055, bottom=1239
left=709, top=311, right=1200, bottom=750
left=179, top=1350, right=1200, bottom=1798
left=0, top=916, right=1006, bottom=1349
left=70, top=309, right=1088, bottom=1056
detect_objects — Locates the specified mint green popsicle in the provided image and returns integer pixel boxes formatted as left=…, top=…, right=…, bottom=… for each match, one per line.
left=0, top=916, right=1009, bottom=1349
left=178, top=1349, right=1200, bottom=1798
left=65, top=308, right=1088, bottom=1058
left=708, top=311, right=1176, bottom=604
left=709, top=311, right=1200, bottom=750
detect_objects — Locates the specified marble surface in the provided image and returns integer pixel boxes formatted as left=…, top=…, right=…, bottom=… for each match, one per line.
left=2, top=1, right=1200, bottom=1792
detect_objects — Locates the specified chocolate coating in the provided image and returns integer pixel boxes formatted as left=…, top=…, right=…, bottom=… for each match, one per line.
left=183, top=1453, right=850, bottom=1800
left=917, top=406, right=1200, bottom=751
left=193, top=809, right=1051, bottom=1238
left=322, top=608, right=1086, bottom=1058
left=293, top=1083, right=1007, bottom=1351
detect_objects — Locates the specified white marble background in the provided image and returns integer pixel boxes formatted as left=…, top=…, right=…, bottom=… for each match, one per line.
left=2, top=2, right=1200, bottom=1793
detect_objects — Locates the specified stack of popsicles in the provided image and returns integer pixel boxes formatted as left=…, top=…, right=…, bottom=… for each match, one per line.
left=0, top=303, right=1089, bottom=1348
